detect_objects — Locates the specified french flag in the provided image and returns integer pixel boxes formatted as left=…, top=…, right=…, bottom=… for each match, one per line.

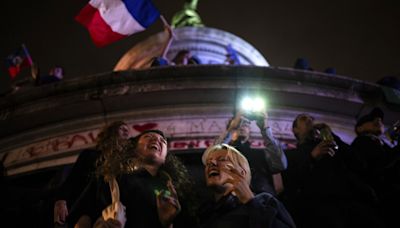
left=6, top=44, right=34, bottom=79
left=75, top=0, right=160, bottom=47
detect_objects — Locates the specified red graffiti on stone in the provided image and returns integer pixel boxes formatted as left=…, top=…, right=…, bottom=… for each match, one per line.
left=204, top=140, right=213, bottom=148
left=20, top=131, right=99, bottom=161
left=133, top=123, right=158, bottom=132
left=88, top=132, right=97, bottom=143
left=170, top=139, right=214, bottom=150
left=171, top=141, right=188, bottom=149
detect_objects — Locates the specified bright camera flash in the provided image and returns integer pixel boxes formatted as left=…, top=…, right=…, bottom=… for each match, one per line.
left=240, top=97, right=265, bottom=112
left=241, top=97, right=253, bottom=111
left=253, top=97, right=265, bottom=112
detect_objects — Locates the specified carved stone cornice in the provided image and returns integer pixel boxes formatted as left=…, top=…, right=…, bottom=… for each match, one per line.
left=0, top=65, right=398, bottom=176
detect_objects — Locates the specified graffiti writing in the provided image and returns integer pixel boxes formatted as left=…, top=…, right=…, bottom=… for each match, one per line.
left=4, top=119, right=296, bottom=167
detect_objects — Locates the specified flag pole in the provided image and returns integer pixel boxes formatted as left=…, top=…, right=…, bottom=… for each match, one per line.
left=160, top=15, right=176, bottom=39
left=159, top=15, right=169, bottom=27
left=21, top=43, right=33, bottom=66
left=159, top=15, right=175, bottom=59
left=21, top=43, right=37, bottom=80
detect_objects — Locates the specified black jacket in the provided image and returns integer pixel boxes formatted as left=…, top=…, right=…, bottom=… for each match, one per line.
left=199, top=193, right=296, bottom=228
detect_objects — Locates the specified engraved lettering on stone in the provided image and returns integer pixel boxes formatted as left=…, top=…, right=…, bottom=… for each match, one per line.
left=166, top=123, right=177, bottom=135
left=189, top=121, right=204, bottom=132
left=208, top=120, right=223, bottom=133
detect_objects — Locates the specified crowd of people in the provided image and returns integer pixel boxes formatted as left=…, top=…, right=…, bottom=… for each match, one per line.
left=2, top=63, right=64, bottom=96
left=46, top=106, right=399, bottom=228
left=282, top=109, right=398, bottom=228
left=147, top=22, right=240, bottom=68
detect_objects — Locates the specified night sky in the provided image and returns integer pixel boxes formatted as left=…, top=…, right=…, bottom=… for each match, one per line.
left=1, top=0, right=399, bottom=94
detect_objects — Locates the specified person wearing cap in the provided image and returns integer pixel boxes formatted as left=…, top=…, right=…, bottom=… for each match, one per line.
left=351, top=107, right=400, bottom=227
left=68, top=130, right=198, bottom=228
left=215, top=110, right=287, bottom=196
left=199, top=143, right=296, bottom=228
left=282, top=113, right=383, bottom=228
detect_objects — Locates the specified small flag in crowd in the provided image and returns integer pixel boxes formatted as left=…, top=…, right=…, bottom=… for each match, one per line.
left=5, top=44, right=33, bottom=79
left=75, top=0, right=160, bottom=47
left=225, top=44, right=241, bottom=65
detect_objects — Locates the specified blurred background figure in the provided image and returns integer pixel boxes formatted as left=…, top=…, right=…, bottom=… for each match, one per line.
left=350, top=107, right=400, bottom=228
left=324, top=67, right=336, bottom=75
left=172, top=50, right=192, bottom=65
left=293, top=58, right=313, bottom=71
left=224, top=44, right=241, bottom=65
left=282, top=113, right=384, bottom=228
left=215, top=106, right=287, bottom=196
left=32, top=64, right=64, bottom=85
left=376, top=75, right=400, bottom=91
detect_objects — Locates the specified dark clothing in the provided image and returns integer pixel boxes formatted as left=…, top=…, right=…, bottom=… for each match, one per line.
left=350, top=134, right=400, bottom=198
left=55, top=149, right=99, bottom=206
left=36, top=74, right=61, bottom=85
left=69, top=169, right=196, bottom=228
left=284, top=139, right=362, bottom=199
left=199, top=193, right=296, bottom=228
left=290, top=198, right=384, bottom=228
left=282, top=135, right=383, bottom=228
left=151, top=57, right=169, bottom=67
left=217, top=127, right=286, bottom=195
left=231, top=141, right=276, bottom=195
left=350, top=134, right=400, bottom=227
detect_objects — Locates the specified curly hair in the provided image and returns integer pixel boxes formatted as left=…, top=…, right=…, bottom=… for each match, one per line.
left=161, top=153, right=192, bottom=194
left=123, top=132, right=199, bottom=220
left=95, top=121, right=131, bottom=181
left=123, top=134, right=195, bottom=200
left=160, top=153, right=198, bottom=214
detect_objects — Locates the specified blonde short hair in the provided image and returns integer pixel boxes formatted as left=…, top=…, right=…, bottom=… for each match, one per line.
left=202, top=144, right=251, bottom=185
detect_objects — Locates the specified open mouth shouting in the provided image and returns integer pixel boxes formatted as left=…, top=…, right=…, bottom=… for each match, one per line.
left=208, top=169, right=220, bottom=178
left=148, top=142, right=161, bottom=151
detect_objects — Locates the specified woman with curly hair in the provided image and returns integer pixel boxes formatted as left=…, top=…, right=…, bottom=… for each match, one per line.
left=72, top=129, right=199, bottom=228
left=54, top=121, right=131, bottom=227
left=126, top=130, right=199, bottom=227
left=94, top=121, right=132, bottom=182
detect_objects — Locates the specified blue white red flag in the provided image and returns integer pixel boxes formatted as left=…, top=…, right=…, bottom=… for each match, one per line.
left=75, top=0, right=160, bottom=47
left=5, top=44, right=33, bottom=79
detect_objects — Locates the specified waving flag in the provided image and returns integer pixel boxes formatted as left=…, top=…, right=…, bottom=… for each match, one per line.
left=5, top=44, right=33, bottom=79
left=75, top=0, right=160, bottom=47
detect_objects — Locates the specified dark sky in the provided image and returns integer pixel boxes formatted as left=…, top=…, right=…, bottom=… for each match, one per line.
left=1, top=0, right=399, bottom=93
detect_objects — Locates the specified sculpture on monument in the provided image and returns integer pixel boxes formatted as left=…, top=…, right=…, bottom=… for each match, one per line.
left=171, top=0, right=204, bottom=28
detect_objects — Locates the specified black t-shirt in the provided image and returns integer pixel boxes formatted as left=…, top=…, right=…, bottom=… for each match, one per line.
left=199, top=193, right=296, bottom=228
left=56, top=149, right=99, bottom=205
left=70, top=169, right=196, bottom=228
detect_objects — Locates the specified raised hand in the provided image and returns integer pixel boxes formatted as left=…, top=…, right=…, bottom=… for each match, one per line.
left=102, top=202, right=126, bottom=227
left=221, top=164, right=254, bottom=204
left=54, top=200, right=68, bottom=224
left=255, top=111, right=267, bottom=130
left=227, top=111, right=244, bottom=131
left=102, top=178, right=126, bottom=227
left=156, top=180, right=181, bottom=227
left=311, top=140, right=336, bottom=159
